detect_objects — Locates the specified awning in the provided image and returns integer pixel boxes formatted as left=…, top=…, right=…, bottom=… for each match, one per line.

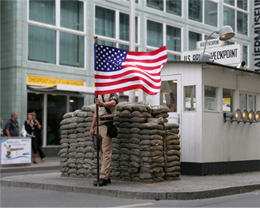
left=27, top=84, right=95, bottom=95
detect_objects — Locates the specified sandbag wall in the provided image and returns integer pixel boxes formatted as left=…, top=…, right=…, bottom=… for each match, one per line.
left=59, top=102, right=181, bottom=181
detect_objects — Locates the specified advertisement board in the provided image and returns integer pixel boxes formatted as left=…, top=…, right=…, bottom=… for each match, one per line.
left=0, top=137, right=31, bottom=165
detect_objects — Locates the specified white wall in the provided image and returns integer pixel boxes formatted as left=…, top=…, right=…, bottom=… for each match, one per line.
left=202, top=65, right=260, bottom=162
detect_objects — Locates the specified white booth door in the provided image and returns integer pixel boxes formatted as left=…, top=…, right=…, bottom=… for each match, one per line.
left=160, top=75, right=182, bottom=132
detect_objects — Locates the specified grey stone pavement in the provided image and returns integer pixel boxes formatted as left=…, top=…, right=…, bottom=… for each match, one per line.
left=0, top=157, right=260, bottom=200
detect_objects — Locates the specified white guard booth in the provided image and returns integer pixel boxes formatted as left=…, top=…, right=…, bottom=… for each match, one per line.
left=146, top=61, right=260, bottom=175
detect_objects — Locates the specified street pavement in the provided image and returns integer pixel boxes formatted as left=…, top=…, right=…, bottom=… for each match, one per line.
left=0, top=157, right=260, bottom=200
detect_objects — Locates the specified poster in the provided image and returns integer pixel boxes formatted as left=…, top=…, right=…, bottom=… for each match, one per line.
left=0, top=137, right=31, bottom=165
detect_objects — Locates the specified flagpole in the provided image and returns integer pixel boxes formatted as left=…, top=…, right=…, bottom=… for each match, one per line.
left=94, top=35, right=100, bottom=187
left=129, top=0, right=135, bottom=103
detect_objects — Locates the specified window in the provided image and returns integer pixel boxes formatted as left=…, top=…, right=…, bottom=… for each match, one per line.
left=60, top=0, right=84, bottom=31
left=60, top=33, right=84, bottom=68
left=147, top=20, right=181, bottom=60
left=205, top=86, right=218, bottom=111
left=223, top=89, right=233, bottom=112
left=95, top=6, right=115, bottom=38
left=69, top=96, right=84, bottom=112
left=205, top=0, right=218, bottom=27
left=28, top=0, right=86, bottom=68
left=189, top=0, right=202, bottom=22
left=243, top=45, right=248, bottom=66
left=223, top=7, right=235, bottom=30
left=147, top=0, right=164, bottom=11
left=240, top=93, right=256, bottom=111
left=147, top=20, right=163, bottom=47
left=223, top=1, right=248, bottom=36
left=94, top=6, right=139, bottom=49
left=160, top=80, right=177, bottom=112
left=28, top=26, right=56, bottom=64
left=166, top=0, right=182, bottom=16
left=166, top=25, right=181, bottom=52
left=184, top=86, right=196, bottom=111
left=29, top=0, right=55, bottom=25
left=189, top=31, right=202, bottom=50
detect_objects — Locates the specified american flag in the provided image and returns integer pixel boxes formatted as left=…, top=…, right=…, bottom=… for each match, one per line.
left=94, top=43, right=167, bottom=95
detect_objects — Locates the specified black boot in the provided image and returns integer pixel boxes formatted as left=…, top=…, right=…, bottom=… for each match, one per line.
left=93, top=178, right=108, bottom=187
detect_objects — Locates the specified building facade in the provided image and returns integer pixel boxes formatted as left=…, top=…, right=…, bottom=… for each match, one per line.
left=0, top=0, right=253, bottom=155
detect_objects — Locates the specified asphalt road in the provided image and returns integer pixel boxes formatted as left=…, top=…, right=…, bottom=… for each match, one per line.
left=0, top=171, right=260, bottom=207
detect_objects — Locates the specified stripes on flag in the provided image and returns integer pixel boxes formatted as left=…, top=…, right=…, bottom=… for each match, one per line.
left=94, top=44, right=167, bottom=95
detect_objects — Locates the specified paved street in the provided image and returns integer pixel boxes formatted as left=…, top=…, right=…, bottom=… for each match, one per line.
left=1, top=184, right=259, bottom=207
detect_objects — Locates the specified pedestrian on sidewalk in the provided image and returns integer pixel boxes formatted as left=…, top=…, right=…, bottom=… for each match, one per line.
left=90, top=93, right=119, bottom=187
left=32, top=111, right=45, bottom=162
left=3, top=112, right=19, bottom=137
left=24, top=113, right=43, bottom=164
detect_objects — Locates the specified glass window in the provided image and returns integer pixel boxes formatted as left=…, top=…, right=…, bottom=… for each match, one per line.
left=167, top=54, right=181, bottom=61
left=224, top=0, right=235, bottom=6
left=60, top=32, right=84, bottom=68
left=98, top=40, right=116, bottom=47
left=189, top=0, right=202, bottom=22
left=147, top=0, right=164, bottom=11
left=147, top=20, right=163, bottom=47
left=239, top=93, right=247, bottom=110
left=69, top=96, right=84, bottom=112
left=166, top=25, right=181, bottom=52
left=205, top=86, right=218, bottom=111
left=237, top=11, right=248, bottom=35
left=189, top=31, right=202, bottom=50
left=29, top=0, right=55, bottom=25
left=120, top=13, right=129, bottom=41
left=205, top=0, right=218, bottom=27
left=243, top=45, right=248, bottom=66
left=60, top=0, right=83, bottom=31
left=28, top=26, right=56, bottom=64
left=184, top=86, right=196, bottom=111
left=166, top=0, right=182, bottom=16
left=47, top=94, right=67, bottom=146
left=160, top=80, right=177, bottom=112
left=119, top=44, right=129, bottom=51
left=223, top=7, right=235, bottom=30
left=248, top=95, right=256, bottom=111
left=95, top=6, right=115, bottom=38
left=223, top=89, right=233, bottom=112
left=237, top=0, right=247, bottom=10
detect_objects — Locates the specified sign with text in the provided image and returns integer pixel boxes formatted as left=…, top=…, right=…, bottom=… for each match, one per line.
left=27, top=75, right=85, bottom=87
left=181, top=44, right=241, bottom=65
left=0, top=138, right=31, bottom=165
left=197, top=38, right=224, bottom=50
left=254, top=0, right=260, bottom=71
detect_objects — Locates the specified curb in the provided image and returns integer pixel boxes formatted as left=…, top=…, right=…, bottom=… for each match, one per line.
left=0, top=165, right=61, bottom=174
left=1, top=178, right=260, bottom=200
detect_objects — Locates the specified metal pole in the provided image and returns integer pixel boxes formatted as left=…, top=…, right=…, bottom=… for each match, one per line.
left=94, top=36, right=100, bottom=187
left=201, top=30, right=216, bottom=61
left=128, top=0, right=135, bottom=103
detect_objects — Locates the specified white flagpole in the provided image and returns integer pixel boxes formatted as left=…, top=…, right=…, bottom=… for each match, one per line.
left=128, top=0, right=136, bottom=103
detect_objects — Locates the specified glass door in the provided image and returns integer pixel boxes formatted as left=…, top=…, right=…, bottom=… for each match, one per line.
left=160, top=75, right=182, bottom=132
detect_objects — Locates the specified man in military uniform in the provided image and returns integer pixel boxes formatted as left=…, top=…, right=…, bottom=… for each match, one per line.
left=90, top=93, right=119, bottom=186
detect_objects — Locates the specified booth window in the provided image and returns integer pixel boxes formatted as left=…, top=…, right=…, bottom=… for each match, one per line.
left=204, top=86, right=218, bottom=111
left=222, top=89, right=233, bottom=112
left=160, top=80, right=177, bottom=112
left=184, top=86, right=196, bottom=111
left=239, top=93, right=256, bottom=111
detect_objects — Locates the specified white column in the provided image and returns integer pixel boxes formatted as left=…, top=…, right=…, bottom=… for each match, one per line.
left=128, top=0, right=136, bottom=102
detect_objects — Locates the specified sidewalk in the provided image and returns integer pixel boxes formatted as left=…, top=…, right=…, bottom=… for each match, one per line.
left=0, top=158, right=260, bottom=200
left=0, top=157, right=60, bottom=173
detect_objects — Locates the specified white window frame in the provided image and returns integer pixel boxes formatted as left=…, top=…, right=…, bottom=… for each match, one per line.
left=204, top=85, right=219, bottom=112
left=93, top=4, right=140, bottom=50
left=146, top=18, right=183, bottom=59
left=27, top=0, right=86, bottom=69
left=239, top=92, right=257, bottom=111
left=223, top=0, right=249, bottom=36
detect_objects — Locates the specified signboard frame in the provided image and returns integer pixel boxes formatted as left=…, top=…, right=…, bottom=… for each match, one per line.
left=0, top=137, right=32, bottom=165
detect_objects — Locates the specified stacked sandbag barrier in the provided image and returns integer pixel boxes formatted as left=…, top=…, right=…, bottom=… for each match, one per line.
left=59, top=102, right=181, bottom=181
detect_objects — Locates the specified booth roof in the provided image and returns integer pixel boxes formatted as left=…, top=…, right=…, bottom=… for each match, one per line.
left=167, top=61, right=260, bottom=76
